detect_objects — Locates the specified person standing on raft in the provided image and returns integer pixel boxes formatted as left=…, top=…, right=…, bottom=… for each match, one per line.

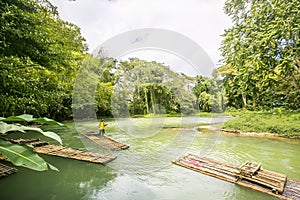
left=99, top=119, right=107, bottom=136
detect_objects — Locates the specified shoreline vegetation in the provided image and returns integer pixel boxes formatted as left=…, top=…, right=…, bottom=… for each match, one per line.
left=91, top=110, right=300, bottom=139
left=100, top=110, right=300, bottom=139
left=197, top=110, right=300, bottom=139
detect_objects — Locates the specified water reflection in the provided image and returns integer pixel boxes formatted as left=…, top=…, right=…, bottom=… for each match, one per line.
left=93, top=174, right=157, bottom=200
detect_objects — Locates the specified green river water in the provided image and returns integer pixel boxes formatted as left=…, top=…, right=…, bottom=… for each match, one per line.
left=0, top=116, right=299, bottom=200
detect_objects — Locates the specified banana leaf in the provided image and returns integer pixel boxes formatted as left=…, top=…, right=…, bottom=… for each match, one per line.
left=1, top=114, right=66, bottom=127
left=0, top=139, right=49, bottom=171
left=0, top=122, right=62, bottom=144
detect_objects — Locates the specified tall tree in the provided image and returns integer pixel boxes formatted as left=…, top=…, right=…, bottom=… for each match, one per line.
left=115, top=58, right=197, bottom=116
left=192, top=75, right=225, bottom=112
left=72, top=53, right=117, bottom=119
left=0, top=0, right=86, bottom=119
left=219, top=0, right=300, bottom=109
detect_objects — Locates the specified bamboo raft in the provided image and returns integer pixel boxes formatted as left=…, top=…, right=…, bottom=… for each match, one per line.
left=12, top=139, right=116, bottom=164
left=172, top=153, right=300, bottom=200
left=0, top=163, right=17, bottom=178
left=80, top=131, right=129, bottom=151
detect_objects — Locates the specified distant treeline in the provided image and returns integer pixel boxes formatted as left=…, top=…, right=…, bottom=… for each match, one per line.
left=72, top=56, right=225, bottom=119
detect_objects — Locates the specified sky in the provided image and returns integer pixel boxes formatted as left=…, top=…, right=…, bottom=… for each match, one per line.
left=49, top=0, right=232, bottom=76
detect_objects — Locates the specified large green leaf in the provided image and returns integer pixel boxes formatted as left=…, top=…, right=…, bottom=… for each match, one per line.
left=19, top=126, right=63, bottom=145
left=31, top=117, right=66, bottom=127
left=3, top=114, right=34, bottom=122
left=1, top=114, right=66, bottom=127
left=47, top=162, right=59, bottom=171
left=0, top=122, right=26, bottom=134
left=0, top=139, right=48, bottom=171
left=0, top=122, right=62, bottom=144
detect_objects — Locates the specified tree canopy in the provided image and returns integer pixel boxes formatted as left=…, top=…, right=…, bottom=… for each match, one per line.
left=219, top=0, right=300, bottom=110
left=0, top=0, right=86, bottom=119
left=115, top=58, right=198, bottom=115
left=3, top=0, right=299, bottom=122
left=73, top=56, right=210, bottom=119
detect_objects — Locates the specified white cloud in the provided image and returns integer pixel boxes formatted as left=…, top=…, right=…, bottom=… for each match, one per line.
left=49, top=0, right=232, bottom=74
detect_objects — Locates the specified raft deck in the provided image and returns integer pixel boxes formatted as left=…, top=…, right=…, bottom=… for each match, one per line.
left=12, top=139, right=116, bottom=164
left=80, top=131, right=129, bottom=151
left=0, top=163, right=17, bottom=178
left=172, top=153, right=300, bottom=200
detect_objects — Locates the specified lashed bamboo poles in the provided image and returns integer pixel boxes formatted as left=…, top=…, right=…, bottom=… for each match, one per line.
left=9, top=139, right=116, bottom=164
left=0, top=163, right=17, bottom=178
left=80, top=131, right=129, bottom=151
left=173, top=153, right=300, bottom=200
left=34, top=144, right=116, bottom=164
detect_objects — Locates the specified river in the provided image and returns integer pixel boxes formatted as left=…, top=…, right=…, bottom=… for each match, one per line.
left=0, top=116, right=299, bottom=200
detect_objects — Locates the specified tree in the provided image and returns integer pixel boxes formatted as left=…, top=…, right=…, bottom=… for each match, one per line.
left=72, top=53, right=117, bottom=119
left=0, top=0, right=86, bottom=119
left=219, top=0, right=300, bottom=109
left=115, top=58, right=197, bottom=116
left=192, top=75, right=225, bottom=112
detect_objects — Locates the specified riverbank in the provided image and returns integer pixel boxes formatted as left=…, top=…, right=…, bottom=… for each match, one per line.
left=78, top=111, right=300, bottom=139
left=220, top=111, right=300, bottom=139
left=197, top=125, right=279, bottom=138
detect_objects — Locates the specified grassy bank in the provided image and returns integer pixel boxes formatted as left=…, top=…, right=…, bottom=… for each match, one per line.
left=222, top=111, right=300, bottom=138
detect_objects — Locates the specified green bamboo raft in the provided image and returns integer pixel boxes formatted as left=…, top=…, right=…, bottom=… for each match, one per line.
left=80, top=131, right=129, bottom=151
left=172, top=153, right=300, bottom=200
left=13, top=139, right=116, bottom=164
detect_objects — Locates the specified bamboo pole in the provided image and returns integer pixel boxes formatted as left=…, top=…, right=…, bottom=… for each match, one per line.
left=173, top=153, right=299, bottom=200
left=80, top=131, right=129, bottom=150
left=34, top=144, right=116, bottom=164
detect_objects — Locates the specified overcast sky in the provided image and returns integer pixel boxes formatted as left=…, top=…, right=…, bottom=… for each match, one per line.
left=49, top=0, right=232, bottom=76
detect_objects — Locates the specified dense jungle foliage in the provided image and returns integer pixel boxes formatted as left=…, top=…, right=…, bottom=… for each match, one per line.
left=218, top=0, right=300, bottom=110
left=1, top=0, right=299, bottom=121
